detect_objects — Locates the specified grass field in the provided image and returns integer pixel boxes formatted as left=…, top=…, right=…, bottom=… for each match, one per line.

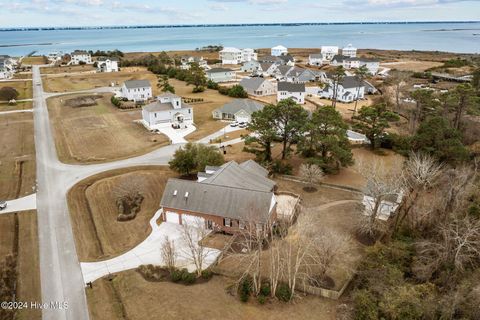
left=0, top=210, right=41, bottom=320
left=86, top=272, right=338, bottom=320
left=13, top=72, right=33, bottom=80
left=47, top=93, right=169, bottom=163
left=166, top=79, right=233, bottom=141
left=0, top=112, right=36, bottom=200
left=40, top=64, right=95, bottom=74
left=42, top=67, right=159, bottom=93
left=68, top=166, right=176, bottom=261
left=21, top=56, right=47, bottom=65
left=0, top=101, right=33, bottom=112
left=0, top=80, right=33, bottom=100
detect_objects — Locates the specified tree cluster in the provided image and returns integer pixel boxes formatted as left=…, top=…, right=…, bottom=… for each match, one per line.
left=169, top=143, right=225, bottom=176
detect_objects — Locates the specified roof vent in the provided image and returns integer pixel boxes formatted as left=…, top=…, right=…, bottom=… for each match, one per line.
left=173, top=190, right=177, bottom=196
left=184, top=192, right=189, bottom=198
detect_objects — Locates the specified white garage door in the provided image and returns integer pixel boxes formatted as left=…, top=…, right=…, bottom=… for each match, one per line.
left=181, top=214, right=205, bottom=227
left=235, top=115, right=250, bottom=123
left=165, top=211, right=180, bottom=224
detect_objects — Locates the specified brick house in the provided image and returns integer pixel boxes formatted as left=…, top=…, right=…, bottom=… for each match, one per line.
left=160, top=160, right=277, bottom=234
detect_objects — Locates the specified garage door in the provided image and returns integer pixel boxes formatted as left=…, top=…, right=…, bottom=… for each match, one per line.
left=181, top=214, right=205, bottom=227
left=165, top=211, right=180, bottom=224
left=235, top=115, right=250, bottom=123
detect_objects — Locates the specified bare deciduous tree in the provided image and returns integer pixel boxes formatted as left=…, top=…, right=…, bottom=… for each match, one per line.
left=299, top=163, right=324, bottom=192
left=161, top=236, right=177, bottom=271
left=180, top=217, right=214, bottom=276
left=392, top=153, right=443, bottom=235
left=356, top=158, right=402, bottom=239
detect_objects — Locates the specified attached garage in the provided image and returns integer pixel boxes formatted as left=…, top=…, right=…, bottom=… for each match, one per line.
left=165, top=211, right=180, bottom=224
left=234, top=110, right=251, bottom=124
left=181, top=214, right=205, bottom=227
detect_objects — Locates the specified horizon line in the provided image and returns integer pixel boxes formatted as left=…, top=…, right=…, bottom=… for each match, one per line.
left=1, top=20, right=480, bottom=31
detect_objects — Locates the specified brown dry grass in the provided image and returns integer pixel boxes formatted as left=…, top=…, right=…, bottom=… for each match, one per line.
left=68, top=166, right=176, bottom=261
left=47, top=93, right=168, bottom=163
left=87, top=272, right=338, bottom=320
left=40, top=64, right=95, bottom=74
left=0, top=80, right=33, bottom=100
left=381, top=60, right=444, bottom=72
left=21, top=56, right=47, bottom=65
left=167, top=79, right=233, bottom=141
left=0, top=211, right=41, bottom=320
left=0, top=112, right=36, bottom=200
left=13, top=72, right=33, bottom=80
left=0, top=101, right=33, bottom=112
left=42, top=67, right=159, bottom=94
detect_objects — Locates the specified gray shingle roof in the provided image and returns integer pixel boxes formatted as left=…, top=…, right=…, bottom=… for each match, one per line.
left=97, top=56, right=119, bottom=61
left=277, top=65, right=293, bottom=76
left=309, top=53, right=323, bottom=59
left=160, top=178, right=274, bottom=223
left=202, top=161, right=275, bottom=192
left=124, top=80, right=151, bottom=89
left=239, top=78, right=269, bottom=91
left=215, top=99, right=264, bottom=116
left=239, top=159, right=269, bottom=178
left=207, top=67, right=233, bottom=74
left=341, top=76, right=364, bottom=89
left=278, top=54, right=294, bottom=63
left=143, top=101, right=175, bottom=112
left=278, top=82, right=305, bottom=92
left=259, top=62, right=274, bottom=71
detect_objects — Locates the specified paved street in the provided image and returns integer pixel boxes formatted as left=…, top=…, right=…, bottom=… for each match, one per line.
left=31, top=66, right=183, bottom=320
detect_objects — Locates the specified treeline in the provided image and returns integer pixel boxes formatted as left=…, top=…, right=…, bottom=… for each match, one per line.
left=88, top=49, right=124, bottom=58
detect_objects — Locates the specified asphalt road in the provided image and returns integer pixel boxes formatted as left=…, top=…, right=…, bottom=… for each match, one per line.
left=32, top=65, right=183, bottom=319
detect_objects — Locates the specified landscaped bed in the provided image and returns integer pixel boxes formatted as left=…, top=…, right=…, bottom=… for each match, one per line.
left=67, top=166, right=176, bottom=261
left=47, top=93, right=169, bottom=163
left=86, top=271, right=338, bottom=320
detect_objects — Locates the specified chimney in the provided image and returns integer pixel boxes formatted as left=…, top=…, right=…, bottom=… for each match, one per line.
left=184, top=192, right=189, bottom=199
left=173, top=190, right=177, bottom=196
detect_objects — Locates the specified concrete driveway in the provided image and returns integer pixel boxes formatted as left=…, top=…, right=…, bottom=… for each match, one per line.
left=0, top=194, right=37, bottom=215
left=81, top=209, right=221, bottom=283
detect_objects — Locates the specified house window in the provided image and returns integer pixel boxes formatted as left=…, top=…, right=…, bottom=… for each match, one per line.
left=223, top=218, right=232, bottom=227
left=188, top=109, right=191, bottom=114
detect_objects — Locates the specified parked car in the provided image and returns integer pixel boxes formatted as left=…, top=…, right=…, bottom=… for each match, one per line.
left=239, top=122, right=247, bottom=128
left=230, top=122, right=238, bottom=127
left=0, top=201, right=7, bottom=210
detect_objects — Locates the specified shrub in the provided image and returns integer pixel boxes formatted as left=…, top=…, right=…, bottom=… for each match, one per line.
left=192, top=86, right=205, bottom=93
left=110, top=96, right=121, bottom=107
left=257, top=295, right=267, bottom=305
left=207, top=79, right=219, bottom=90
left=170, top=269, right=184, bottom=283
left=0, top=87, right=19, bottom=101
left=227, top=85, right=248, bottom=98
left=275, top=283, right=291, bottom=302
left=239, top=277, right=252, bottom=302
left=181, top=271, right=197, bottom=285
left=201, top=269, right=213, bottom=280
left=260, top=282, right=271, bottom=297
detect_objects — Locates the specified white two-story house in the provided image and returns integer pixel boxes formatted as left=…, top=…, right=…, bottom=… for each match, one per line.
left=342, top=44, right=357, bottom=58
left=142, top=93, right=193, bottom=129
left=96, top=57, right=119, bottom=72
left=70, top=50, right=92, bottom=65
left=277, top=82, right=306, bottom=104
left=220, top=47, right=257, bottom=65
left=319, top=76, right=365, bottom=103
left=120, top=80, right=152, bottom=103
left=271, top=45, right=288, bottom=57
left=321, top=46, right=339, bottom=61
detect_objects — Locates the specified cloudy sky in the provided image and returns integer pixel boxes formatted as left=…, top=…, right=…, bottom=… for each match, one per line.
left=0, top=0, right=479, bottom=27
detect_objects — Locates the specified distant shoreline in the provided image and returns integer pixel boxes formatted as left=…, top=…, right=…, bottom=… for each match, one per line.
left=1, top=21, right=479, bottom=32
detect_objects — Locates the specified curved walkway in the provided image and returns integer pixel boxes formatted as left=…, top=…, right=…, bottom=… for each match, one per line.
left=81, top=210, right=220, bottom=283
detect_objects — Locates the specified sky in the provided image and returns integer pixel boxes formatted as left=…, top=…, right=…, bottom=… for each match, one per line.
left=0, top=0, right=479, bottom=27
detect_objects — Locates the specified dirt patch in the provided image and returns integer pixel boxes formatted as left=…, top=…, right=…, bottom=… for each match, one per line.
left=21, top=56, right=47, bottom=65
left=87, top=271, right=338, bottom=320
left=65, top=95, right=101, bottom=108
left=68, top=166, right=176, bottom=261
left=47, top=93, right=169, bottom=163
left=0, top=211, right=41, bottom=320
left=40, top=64, right=95, bottom=74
